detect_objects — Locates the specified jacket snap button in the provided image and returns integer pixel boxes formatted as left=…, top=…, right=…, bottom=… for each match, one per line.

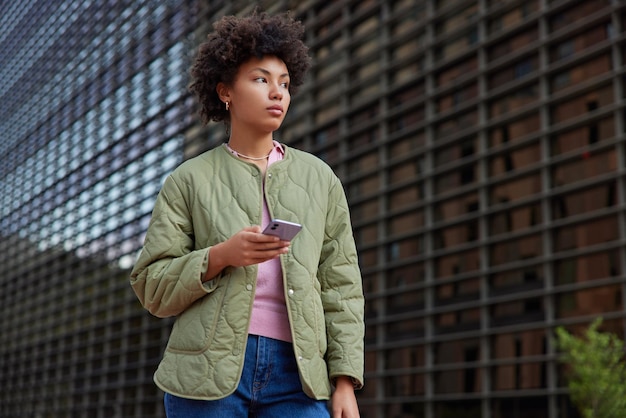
left=268, top=173, right=272, bottom=178
left=288, top=289, right=294, bottom=296
left=246, top=284, right=253, bottom=291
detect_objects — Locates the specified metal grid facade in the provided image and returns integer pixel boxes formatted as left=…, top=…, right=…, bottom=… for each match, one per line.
left=1, top=0, right=625, bottom=417
left=0, top=1, right=199, bottom=416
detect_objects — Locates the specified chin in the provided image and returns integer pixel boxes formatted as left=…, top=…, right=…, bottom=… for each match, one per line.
left=264, top=123, right=284, bottom=132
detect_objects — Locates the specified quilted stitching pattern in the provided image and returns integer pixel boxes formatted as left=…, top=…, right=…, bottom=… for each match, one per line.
left=130, top=145, right=364, bottom=400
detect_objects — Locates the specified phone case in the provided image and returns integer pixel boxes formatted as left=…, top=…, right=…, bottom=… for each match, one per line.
left=262, top=219, right=302, bottom=240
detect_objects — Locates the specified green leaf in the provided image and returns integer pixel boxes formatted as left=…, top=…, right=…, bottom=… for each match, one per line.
left=555, top=318, right=626, bottom=418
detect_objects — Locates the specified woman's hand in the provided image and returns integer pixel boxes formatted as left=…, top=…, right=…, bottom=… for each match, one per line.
left=203, top=226, right=290, bottom=281
left=331, top=376, right=360, bottom=418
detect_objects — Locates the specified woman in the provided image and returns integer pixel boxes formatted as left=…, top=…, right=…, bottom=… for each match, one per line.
left=130, top=11, right=364, bottom=418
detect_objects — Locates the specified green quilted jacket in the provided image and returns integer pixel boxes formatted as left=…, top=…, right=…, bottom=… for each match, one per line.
left=130, top=144, right=364, bottom=400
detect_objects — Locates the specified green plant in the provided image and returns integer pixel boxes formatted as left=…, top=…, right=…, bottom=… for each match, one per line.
left=555, top=318, right=626, bottom=418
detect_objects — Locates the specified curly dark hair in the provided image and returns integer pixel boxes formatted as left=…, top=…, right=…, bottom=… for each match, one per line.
left=189, top=11, right=311, bottom=124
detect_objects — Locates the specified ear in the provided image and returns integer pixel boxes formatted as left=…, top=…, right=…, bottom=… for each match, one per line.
left=216, top=82, right=231, bottom=104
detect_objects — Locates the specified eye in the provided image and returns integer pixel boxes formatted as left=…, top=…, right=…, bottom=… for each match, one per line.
left=280, top=82, right=289, bottom=88
left=254, top=77, right=267, bottom=83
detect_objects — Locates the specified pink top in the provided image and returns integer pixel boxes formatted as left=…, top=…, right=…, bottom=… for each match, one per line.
left=225, top=141, right=292, bottom=342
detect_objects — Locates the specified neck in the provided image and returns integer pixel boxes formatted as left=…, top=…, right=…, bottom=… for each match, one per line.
left=227, top=128, right=274, bottom=155
left=226, top=143, right=271, bottom=161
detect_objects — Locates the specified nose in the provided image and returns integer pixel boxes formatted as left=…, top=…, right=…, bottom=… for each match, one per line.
left=270, top=83, right=283, bottom=100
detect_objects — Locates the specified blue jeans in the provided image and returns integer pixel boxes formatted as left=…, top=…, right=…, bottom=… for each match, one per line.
left=164, top=335, right=330, bottom=418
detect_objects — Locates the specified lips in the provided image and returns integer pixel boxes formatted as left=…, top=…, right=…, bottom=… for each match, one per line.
left=267, top=105, right=283, bottom=115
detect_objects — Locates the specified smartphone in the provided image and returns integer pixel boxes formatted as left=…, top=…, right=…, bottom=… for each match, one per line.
left=262, top=219, right=302, bottom=241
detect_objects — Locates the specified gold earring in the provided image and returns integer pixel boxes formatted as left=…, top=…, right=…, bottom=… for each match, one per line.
left=225, top=101, right=230, bottom=111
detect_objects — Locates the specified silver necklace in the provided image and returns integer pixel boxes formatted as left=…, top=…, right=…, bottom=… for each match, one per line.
left=225, top=143, right=271, bottom=160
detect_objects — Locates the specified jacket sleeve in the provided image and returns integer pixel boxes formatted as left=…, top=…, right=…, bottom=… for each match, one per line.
left=318, top=176, right=365, bottom=389
left=130, top=174, right=218, bottom=318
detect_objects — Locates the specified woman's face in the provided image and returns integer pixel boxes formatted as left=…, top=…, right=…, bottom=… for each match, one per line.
left=221, top=55, right=291, bottom=134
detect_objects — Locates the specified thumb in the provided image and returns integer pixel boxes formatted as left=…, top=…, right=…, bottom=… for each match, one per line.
left=243, top=225, right=262, bottom=233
